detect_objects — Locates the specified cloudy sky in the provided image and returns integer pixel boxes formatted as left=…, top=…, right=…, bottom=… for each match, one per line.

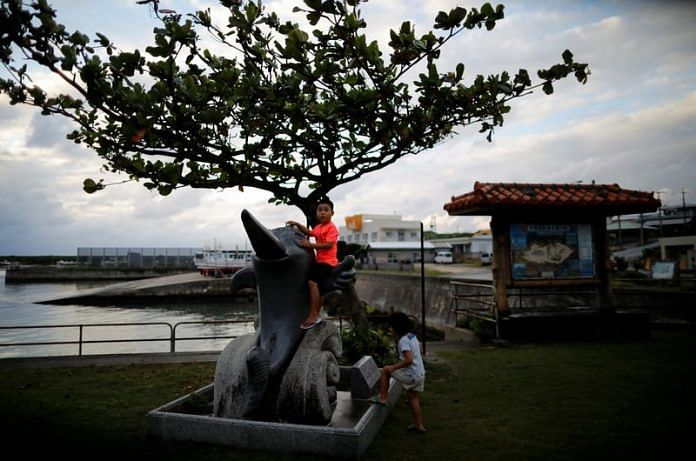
left=1, top=0, right=695, bottom=255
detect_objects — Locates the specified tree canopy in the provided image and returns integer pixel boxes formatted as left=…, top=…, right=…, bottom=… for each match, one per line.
left=0, top=0, right=588, bottom=217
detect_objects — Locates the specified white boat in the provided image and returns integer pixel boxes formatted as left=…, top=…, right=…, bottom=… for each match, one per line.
left=194, top=248, right=253, bottom=277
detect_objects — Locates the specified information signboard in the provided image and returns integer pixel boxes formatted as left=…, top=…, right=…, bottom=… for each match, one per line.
left=652, top=261, right=676, bottom=279
left=510, top=223, right=595, bottom=280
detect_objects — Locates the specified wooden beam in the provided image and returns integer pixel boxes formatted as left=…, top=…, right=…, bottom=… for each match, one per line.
left=593, top=215, right=614, bottom=311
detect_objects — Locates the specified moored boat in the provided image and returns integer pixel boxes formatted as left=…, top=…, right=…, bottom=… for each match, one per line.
left=194, top=249, right=253, bottom=277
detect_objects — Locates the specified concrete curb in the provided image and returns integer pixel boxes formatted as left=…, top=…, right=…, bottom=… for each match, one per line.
left=0, top=351, right=221, bottom=370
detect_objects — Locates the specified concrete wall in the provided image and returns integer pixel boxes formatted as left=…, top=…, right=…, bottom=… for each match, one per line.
left=355, top=273, right=696, bottom=327
left=355, top=273, right=456, bottom=328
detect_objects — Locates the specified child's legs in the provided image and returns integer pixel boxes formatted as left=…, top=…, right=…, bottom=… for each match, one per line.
left=304, top=263, right=333, bottom=323
left=379, top=368, right=390, bottom=400
left=406, top=389, right=425, bottom=429
left=306, top=280, right=321, bottom=322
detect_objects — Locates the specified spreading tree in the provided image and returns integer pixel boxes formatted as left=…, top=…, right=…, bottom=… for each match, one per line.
left=0, top=0, right=588, bottom=220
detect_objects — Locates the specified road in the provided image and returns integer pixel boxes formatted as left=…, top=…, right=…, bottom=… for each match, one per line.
left=424, top=263, right=492, bottom=281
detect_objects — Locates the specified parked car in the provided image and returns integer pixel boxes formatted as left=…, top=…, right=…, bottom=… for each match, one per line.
left=480, top=252, right=492, bottom=265
left=434, top=251, right=453, bottom=264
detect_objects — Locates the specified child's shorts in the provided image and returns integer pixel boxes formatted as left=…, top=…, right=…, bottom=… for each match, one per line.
left=308, top=262, right=334, bottom=283
left=391, top=369, right=425, bottom=392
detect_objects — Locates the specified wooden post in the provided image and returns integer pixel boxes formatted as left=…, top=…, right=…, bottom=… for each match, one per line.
left=594, top=215, right=613, bottom=311
left=490, top=215, right=510, bottom=316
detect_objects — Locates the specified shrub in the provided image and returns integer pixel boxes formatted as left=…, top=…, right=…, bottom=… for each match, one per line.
left=614, top=256, right=629, bottom=272
left=340, top=322, right=394, bottom=367
left=467, top=318, right=497, bottom=342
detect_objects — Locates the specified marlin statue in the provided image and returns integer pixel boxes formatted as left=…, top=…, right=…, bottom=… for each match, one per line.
left=213, top=209, right=355, bottom=422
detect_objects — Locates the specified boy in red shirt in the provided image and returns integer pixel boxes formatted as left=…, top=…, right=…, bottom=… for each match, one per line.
left=287, top=197, right=339, bottom=330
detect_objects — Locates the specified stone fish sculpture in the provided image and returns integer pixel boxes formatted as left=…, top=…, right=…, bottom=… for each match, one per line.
left=213, top=209, right=356, bottom=424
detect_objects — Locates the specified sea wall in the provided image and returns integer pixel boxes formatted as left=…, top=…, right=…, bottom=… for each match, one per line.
left=355, top=273, right=696, bottom=326
left=355, top=273, right=456, bottom=328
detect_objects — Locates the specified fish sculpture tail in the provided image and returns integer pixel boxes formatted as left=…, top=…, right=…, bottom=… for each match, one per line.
left=242, top=345, right=270, bottom=417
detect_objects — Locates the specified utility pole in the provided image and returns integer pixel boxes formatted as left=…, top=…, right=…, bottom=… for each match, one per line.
left=681, top=188, right=688, bottom=226
left=655, top=191, right=665, bottom=237
left=420, top=222, right=426, bottom=355
left=617, top=215, right=623, bottom=249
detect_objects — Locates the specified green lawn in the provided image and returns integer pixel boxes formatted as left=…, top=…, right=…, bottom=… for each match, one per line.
left=1, top=330, right=694, bottom=460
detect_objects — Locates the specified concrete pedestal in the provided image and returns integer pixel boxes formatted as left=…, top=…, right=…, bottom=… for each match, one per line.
left=147, top=366, right=401, bottom=459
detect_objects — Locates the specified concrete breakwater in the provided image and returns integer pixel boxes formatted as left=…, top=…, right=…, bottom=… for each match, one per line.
left=5, top=266, right=193, bottom=282
left=35, top=272, right=235, bottom=305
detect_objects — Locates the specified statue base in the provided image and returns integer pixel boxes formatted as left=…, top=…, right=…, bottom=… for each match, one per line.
left=146, top=365, right=401, bottom=459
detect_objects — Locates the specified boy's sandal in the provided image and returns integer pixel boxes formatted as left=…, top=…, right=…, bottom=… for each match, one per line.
left=407, top=425, right=427, bottom=434
left=300, top=318, right=323, bottom=330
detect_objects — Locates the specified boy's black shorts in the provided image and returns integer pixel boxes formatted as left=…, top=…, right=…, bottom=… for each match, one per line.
left=308, top=262, right=335, bottom=284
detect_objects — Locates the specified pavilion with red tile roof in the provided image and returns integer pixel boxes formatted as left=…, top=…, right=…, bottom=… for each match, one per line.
left=443, top=182, right=660, bottom=337
left=444, top=182, right=660, bottom=217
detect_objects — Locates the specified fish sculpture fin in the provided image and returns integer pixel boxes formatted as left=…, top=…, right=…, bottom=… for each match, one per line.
left=331, top=255, right=356, bottom=290
left=242, top=345, right=270, bottom=417
left=230, top=266, right=256, bottom=295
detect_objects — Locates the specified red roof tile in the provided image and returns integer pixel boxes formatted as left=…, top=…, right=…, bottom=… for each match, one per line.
left=444, top=182, right=661, bottom=216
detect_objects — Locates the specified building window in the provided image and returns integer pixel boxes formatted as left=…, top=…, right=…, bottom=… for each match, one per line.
left=398, top=230, right=405, bottom=241
left=385, top=231, right=393, bottom=238
left=388, top=253, right=398, bottom=263
left=347, top=235, right=352, bottom=243
left=410, top=232, right=418, bottom=238
left=371, top=232, right=377, bottom=241
left=363, top=233, right=368, bottom=242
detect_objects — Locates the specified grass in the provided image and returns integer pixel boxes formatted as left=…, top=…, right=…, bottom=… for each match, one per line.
left=1, top=330, right=694, bottom=460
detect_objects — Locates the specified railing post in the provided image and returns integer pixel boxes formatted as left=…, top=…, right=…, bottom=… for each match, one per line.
left=78, top=325, right=83, bottom=356
left=170, top=325, right=176, bottom=354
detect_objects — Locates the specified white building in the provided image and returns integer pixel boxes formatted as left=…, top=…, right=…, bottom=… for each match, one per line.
left=469, top=230, right=493, bottom=255
left=366, top=241, right=436, bottom=265
left=339, top=214, right=422, bottom=245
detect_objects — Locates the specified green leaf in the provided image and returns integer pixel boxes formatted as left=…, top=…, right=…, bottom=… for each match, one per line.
left=83, top=178, right=104, bottom=194
left=288, top=27, right=309, bottom=43
left=95, top=32, right=110, bottom=47
left=456, top=63, right=465, bottom=80
left=542, top=81, right=554, bottom=95
left=60, top=45, right=77, bottom=71
left=307, top=11, right=321, bottom=25
left=304, top=0, right=322, bottom=11
left=158, top=184, right=173, bottom=196
left=450, top=7, right=467, bottom=25
left=245, top=2, right=260, bottom=23
left=434, top=11, right=450, bottom=29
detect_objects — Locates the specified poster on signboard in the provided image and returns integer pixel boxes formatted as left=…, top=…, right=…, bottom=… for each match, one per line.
left=510, top=223, right=595, bottom=280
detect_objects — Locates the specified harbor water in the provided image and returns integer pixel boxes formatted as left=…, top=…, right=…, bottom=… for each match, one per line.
left=0, top=269, right=256, bottom=358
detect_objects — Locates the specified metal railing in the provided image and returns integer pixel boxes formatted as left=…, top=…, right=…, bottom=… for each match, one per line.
left=0, top=315, right=412, bottom=359
left=0, top=319, right=253, bottom=356
left=449, top=281, right=496, bottom=319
